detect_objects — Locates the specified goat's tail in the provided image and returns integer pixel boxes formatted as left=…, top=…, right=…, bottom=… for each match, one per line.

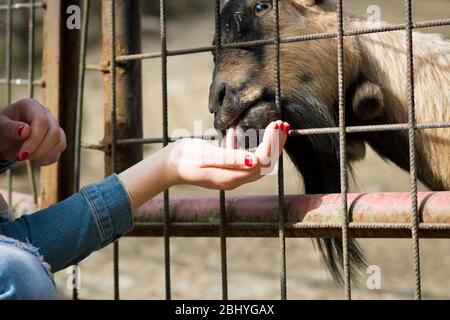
left=314, top=238, right=367, bottom=284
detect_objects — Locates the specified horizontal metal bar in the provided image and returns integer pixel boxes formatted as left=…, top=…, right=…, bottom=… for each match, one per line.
left=81, top=142, right=109, bottom=152
left=290, top=121, right=450, bottom=136
left=0, top=2, right=45, bottom=10
left=0, top=78, right=45, bottom=87
left=82, top=134, right=219, bottom=151
left=129, top=222, right=450, bottom=238
left=85, top=64, right=108, bottom=72
left=79, top=121, right=450, bottom=149
left=115, top=18, right=450, bottom=62
left=130, top=192, right=450, bottom=238
left=116, top=134, right=219, bottom=145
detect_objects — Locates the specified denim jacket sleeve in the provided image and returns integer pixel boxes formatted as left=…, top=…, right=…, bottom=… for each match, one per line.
left=0, top=174, right=134, bottom=272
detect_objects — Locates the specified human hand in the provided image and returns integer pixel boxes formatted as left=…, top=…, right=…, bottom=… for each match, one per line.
left=167, top=120, right=290, bottom=190
left=119, top=120, right=290, bottom=210
left=0, top=99, right=67, bottom=166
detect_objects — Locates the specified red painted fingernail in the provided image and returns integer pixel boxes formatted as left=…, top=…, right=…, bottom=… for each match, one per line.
left=19, top=152, right=30, bottom=161
left=279, top=122, right=285, bottom=132
left=285, top=123, right=291, bottom=134
left=274, top=123, right=279, bottom=129
left=245, top=155, right=254, bottom=167
left=17, top=125, right=25, bottom=137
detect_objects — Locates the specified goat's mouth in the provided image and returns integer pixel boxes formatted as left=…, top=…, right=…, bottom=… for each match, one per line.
left=227, top=102, right=259, bottom=130
left=214, top=100, right=280, bottom=147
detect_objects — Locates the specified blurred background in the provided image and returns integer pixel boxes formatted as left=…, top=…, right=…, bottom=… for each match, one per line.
left=0, top=0, right=449, bottom=299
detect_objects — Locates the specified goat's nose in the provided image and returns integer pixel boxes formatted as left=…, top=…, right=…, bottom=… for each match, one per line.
left=216, top=82, right=227, bottom=108
left=209, top=82, right=229, bottom=114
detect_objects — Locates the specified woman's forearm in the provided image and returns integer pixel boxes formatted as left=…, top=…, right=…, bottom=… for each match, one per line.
left=118, top=146, right=175, bottom=211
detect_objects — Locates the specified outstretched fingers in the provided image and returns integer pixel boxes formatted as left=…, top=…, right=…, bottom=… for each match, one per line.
left=202, top=120, right=290, bottom=172
left=255, top=120, right=290, bottom=168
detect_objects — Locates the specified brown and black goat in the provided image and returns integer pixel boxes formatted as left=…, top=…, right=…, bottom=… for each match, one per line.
left=208, top=0, right=450, bottom=282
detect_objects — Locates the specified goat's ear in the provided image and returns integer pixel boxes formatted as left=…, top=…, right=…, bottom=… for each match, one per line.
left=291, top=0, right=336, bottom=12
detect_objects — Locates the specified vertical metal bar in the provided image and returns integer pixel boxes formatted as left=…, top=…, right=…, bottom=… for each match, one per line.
left=41, top=0, right=81, bottom=209
left=219, top=191, right=228, bottom=299
left=102, top=0, right=143, bottom=300
left=74, top=3, right=89, bottom=196
left=336, top=0, right=351, bottom=300
left=6, top=169, right=13, bottom=205
left=27, top=0, right=38, bottom=206
left=160, top=0, right=172, bottom=301
left=272, top=0, right=287, bottom=300
left=73, top=0, right=90, bottom=301
left=214, top=0, right=229, bottom=301
left=108, top=0, right=117, bottom=177
left=5, top=0, right=13, bottom=205
left=113, top=219, right=120, bottom=300
left=405, top=0, right=422, bottom=300
left=28, top=0, right=35, bottom=99
left=107, top=0, right=120, bottom=301
left=102, top=0, right=143, bottom=175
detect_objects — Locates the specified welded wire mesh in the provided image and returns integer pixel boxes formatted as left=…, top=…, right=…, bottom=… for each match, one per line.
left=90, top=0, right=449, bottom=300
left=3, top=0, right=450, bottom=301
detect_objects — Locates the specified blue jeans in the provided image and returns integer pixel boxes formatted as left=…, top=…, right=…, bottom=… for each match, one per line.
left=0, top=237, right=57, bottom=300
left=0, top=174, right=134, bottom=300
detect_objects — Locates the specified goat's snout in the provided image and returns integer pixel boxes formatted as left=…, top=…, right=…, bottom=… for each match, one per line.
left=209, top=82, right=265, bottom=113
left=216, top=82, right=227, bottom=108
left=209, top=80, right=272, bottom=132
left=209, top=82, right=230, bottom=114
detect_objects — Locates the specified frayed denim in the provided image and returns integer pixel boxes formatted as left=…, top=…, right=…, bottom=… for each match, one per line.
left=0, top=174, right=134, bottom=300
left=0, top=237, right=57, bottom=300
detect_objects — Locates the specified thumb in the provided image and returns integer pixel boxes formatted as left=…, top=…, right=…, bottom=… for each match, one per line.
left=0, top=115, right=30, bottom=141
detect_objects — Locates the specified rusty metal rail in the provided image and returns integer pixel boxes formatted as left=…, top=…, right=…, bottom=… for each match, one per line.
left=131, top=192, right=450, bottom=238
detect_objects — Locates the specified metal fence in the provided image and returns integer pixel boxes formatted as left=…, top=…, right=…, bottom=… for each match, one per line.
left=2, top=0, right=450, bottom=300
left=1, top=0, right=42, bottom=207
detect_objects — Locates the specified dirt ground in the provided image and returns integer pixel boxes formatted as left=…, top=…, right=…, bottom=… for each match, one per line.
left=1, top=0, right=449, bottom=299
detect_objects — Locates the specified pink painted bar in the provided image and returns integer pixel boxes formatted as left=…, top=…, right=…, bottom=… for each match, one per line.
left=136, top=192, right=450, bottom=225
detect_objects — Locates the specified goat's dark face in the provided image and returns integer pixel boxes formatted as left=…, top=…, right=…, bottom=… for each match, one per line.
left=209, top=0, right=343, bottom=135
